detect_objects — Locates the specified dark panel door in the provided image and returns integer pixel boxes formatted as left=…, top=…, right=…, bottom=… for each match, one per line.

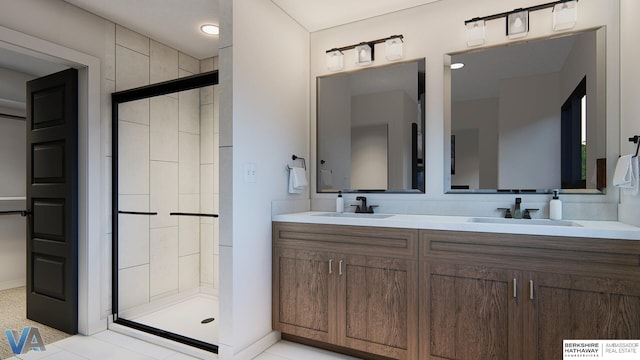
left=26, top=68, right=78, bottom=334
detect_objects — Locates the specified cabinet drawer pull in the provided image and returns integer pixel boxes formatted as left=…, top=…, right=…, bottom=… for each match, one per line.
left=513, top=278, right=517, bottom=298
left=529, top=280, right=534, bottom=300
left=339, top=260, right=343, bottom=276
left=329, top=259, right=333, bottom=275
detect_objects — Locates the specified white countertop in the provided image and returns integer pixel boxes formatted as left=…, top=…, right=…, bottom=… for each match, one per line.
left=272, top=211, right=640, bottom=240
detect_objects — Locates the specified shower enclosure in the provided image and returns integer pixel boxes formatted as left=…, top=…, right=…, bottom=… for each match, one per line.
left=112, top=71, right=219, bottom=353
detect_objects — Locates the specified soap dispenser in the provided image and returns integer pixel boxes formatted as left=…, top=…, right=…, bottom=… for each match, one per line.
left=336, top=191, right=344, bottom=213
left=549, top=190, right=562, bottom=220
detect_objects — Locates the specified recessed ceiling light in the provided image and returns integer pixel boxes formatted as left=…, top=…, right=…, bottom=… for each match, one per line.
left=450, top=63, right=464, bottom=70
left=201, top=24, right=219, bottom=35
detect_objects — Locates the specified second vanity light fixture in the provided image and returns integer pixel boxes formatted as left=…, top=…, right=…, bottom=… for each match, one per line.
left=464, top=0, right=578, bottom=46
left=326, top=34, right=404, bottom=71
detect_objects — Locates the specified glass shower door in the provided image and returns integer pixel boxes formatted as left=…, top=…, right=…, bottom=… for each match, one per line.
left=112, top=71, right=219, bottom=352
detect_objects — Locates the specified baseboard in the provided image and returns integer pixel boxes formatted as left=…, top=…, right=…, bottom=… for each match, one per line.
left=228, top=331, right=281, bottom=360
left=0, top=279, right=25, bottom=291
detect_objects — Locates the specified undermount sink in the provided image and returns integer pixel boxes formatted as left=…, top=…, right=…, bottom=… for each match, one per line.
left=468, top=217, right=582, bottom=227
left=313, top=212, right=394, bottom=219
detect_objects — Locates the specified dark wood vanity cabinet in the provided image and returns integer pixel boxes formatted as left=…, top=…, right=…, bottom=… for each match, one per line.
left=273, top=222, right=419, bottom=360
left=419, top=230, right=640, bottom=360
left=273, top=222, right=640, bottom=360
left=274, top=246, right=334, bottom=343
left=422, top=262, right=520, bottom=359
left=525, top=271, right=640, bottom=360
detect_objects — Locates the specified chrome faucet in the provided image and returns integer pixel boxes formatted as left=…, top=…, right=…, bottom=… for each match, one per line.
left=513, top=197, right=522, bottom=219
left=498, top=197, right=538, bottom=219
left=353, top=196, right=378, bottom=214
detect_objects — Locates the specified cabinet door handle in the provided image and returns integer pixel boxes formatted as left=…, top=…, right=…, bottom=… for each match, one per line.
left=529, top=280, right=534, bottom=300
left=339, top=260, right=343, bottom=276
left=329, top=259, right=333, bottom=275
left=513, top=278, right=517, bottom=298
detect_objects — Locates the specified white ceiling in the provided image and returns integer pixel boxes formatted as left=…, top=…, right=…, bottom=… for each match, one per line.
left=63, top=0, right=219, bottom=60
left=272, top=0, right=442, bottom=32
left=451, top=34, right=579, bottom=102
left=1, top=0, right=442, bottom=103
left=61, top=0, right=443, bottom=59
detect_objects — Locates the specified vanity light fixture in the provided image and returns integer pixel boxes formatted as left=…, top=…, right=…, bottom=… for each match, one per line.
left=464, top=0, right=578, bottom=45
left=465, top=19, right=486, bottom=47
left=326, top=49, right=344, bottom=71
left=385, top=36, right=404, bottom=61
left=325, top=34, right=404, bottom=71
left=450, top=63, right=465, bottom=70
left=200, top=24, right=219, bottom=35
left=507, top=10, right=529, bottom=39
left=355, top=43, right=374, bottom=66
left=553, top=0, right=578, bottom=31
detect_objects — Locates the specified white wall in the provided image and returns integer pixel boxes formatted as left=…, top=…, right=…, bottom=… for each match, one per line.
left=498, top=72, right=560, bottom=189
left=351, top=90, right=416, bottom=189
left=351, top=123, right=388, bottom=189
left=619, top=0, right=640, bottom=226
left=451, top=128, right=480, bottom=189
left=309, top=0, right=621, bottom=220
left=452, top=98, right=499, bottom=188
left=0, top=116, right=26, bottom=197
left=0, top=115, right=26, bottom=290
left=219, top=0, right=309, bottom=358
left=317, top=74, right=351, bottom=191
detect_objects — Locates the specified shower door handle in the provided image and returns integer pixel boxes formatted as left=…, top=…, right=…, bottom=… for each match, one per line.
left=0, top=210, right=31, bottom=217
left=170, top=212, right=219, bottom=218
left=118, top=210, right=158, bottom=216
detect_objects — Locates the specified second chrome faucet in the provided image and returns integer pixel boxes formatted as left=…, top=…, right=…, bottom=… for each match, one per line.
left=353, top=196, right=378, bottom=214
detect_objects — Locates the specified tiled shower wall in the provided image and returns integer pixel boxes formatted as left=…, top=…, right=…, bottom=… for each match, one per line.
left=199, top=57, right=220, bottom=292
left=114, top=25, right=219, bottom=312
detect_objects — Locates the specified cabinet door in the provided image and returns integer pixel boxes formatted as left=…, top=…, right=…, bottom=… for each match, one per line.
left=421, top=262, right=522, bottom=360
left=273, top=247, right=336, bottom=343
left=525, top=272, right=640, bottom=360
left=337, top=254, right=418, bottom=359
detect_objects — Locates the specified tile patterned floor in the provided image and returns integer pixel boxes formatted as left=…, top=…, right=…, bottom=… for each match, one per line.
left=2, top=330, right=361, bottom=360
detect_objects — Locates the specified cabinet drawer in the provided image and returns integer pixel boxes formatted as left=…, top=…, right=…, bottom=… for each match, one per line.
left=274, top=222, right=418, bottom=259
left=420, top=230, right=640, bottom=280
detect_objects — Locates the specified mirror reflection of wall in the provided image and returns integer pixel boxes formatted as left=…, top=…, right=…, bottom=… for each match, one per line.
left=351, top=124, right=388, bottom=189
left=448, top=28, right=606, bottom=193
left=317, top=59, right=425, bottom=193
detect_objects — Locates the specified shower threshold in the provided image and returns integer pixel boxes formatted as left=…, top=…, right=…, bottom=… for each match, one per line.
left=114, top=317, right=218, bottom=353
left=113, top=294, right=219, bottom=355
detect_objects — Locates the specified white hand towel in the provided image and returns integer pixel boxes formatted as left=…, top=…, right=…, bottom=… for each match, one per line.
left=320, top=169, right=333, bottom=187
left=613, top=155, right=634, bottom=188
left=288, top=167, right=307, bottom=194
left=630, top=156, right=640, bottom=196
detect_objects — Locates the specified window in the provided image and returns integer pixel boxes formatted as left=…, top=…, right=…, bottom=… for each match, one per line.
left=561, top=76, right=587, bottom=189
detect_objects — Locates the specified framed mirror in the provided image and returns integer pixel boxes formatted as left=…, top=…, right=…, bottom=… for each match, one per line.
left=317, top=59, right=425, bottom=193
left=445, top=27, right=606, bottom=194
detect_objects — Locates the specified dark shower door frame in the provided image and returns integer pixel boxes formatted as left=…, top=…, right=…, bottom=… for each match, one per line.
left=111, top=71, right=219, bottom=353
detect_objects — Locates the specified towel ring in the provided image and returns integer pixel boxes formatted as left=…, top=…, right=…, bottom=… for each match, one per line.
left=291, top=154, right=306, bottom=170
left=629, top=135, right=639, bottom=157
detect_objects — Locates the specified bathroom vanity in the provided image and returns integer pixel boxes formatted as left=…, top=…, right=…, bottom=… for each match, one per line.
left=272, top=212, right=640, bottom=360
